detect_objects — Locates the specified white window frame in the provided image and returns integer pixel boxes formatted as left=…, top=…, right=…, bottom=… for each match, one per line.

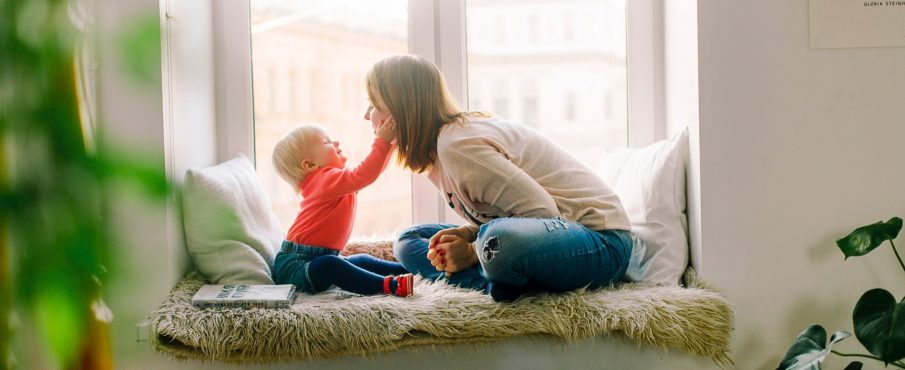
left=626, top=0, right=665, bottom=146
left=211, top=0, right=664, bottom=226
left=408, top=0, right=469, bottom=225
left=212, top=0, right=255, bottom=162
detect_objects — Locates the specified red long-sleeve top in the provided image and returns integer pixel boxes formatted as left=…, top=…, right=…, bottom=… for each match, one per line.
left=286, top=138, right=393, bottom=250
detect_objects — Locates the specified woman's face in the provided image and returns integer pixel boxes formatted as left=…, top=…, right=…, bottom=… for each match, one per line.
left=364, top=93, right=391, bottom=131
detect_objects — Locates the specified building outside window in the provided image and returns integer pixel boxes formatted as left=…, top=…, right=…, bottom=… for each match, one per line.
left=466, top=0, right=627, bottom=169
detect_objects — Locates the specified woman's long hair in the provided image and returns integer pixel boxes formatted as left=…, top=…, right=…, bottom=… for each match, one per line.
left=366, top=55, right=478, bottom=173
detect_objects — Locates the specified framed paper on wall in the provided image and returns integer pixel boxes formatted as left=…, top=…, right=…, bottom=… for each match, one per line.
left=809, top=0, right=905, bottom=48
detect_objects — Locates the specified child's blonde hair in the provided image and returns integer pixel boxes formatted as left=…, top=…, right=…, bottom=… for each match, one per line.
left=272, top=124, right=326, bottom=189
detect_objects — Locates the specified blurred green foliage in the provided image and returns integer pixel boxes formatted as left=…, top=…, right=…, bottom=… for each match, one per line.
left=116, top=15, right=161, bottom=85
left=1, top=0, right=169, bottom=368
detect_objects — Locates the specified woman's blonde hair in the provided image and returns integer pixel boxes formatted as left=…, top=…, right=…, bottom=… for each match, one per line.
left=272, top=124, right=325, bottom=190
left=367, top=55, right=483, bottom=173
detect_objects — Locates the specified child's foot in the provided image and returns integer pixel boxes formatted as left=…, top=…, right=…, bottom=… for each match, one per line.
left=394, top=273, right=414, bottom=297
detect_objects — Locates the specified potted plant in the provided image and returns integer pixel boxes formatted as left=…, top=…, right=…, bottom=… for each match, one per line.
left=776, top=217, right=905, bottom=370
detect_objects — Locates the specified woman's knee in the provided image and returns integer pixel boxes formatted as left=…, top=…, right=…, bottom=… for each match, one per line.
left=395, top=224, right=429, bottom=255
left=397, top=224, right=424, bottom=241
left=394, top=224, right=449, bottom=260
left=396, top=223, right=455, bottom=242
left=473, top=219, right=548, bottom=286
left=393, top=234, right=420, bottom=262
left=393, top=235, right=432, bottom=275
left=474, top=219, right=525, bottom=260
left=473, top=232, right=523, bottom=284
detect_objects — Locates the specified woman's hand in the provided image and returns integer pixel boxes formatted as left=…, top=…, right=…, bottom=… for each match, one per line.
left=376, top=116, right=396, bottom=143
left=427, top=226, right=478, bottom=276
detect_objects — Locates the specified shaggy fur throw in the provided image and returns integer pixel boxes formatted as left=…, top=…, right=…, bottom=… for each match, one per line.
left=150, top=240, right=733, bottom=366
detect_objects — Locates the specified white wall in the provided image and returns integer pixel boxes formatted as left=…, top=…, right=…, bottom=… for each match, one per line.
left=94, top=0, right=179, bottom=367
left=696, top=0, right=905, bottom=369
left=95, top=0, right=216, bottom=368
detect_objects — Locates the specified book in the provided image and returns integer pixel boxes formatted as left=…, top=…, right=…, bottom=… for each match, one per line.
left=191, top=284, right=296, bottom=309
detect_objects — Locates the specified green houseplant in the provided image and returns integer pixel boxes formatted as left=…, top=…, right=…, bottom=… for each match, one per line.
left=1, top=0, right=167, bottom=368
left=777, top=217, right=905, bottom=370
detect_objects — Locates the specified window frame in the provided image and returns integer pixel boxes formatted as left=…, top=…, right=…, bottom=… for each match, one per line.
left=211, top=0, right=664, bottom=226
left=212, top=0, right=255, bottom=163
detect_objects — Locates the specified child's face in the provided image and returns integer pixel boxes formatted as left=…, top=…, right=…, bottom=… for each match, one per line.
left=307, top=130, right=347, bottom=169
left=364, top=94, right=391, bottom=130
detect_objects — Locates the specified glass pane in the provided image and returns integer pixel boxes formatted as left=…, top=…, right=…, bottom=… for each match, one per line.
left=250, top=0, right=411, bottom=237
left=466, top=0, right=628, bottom=169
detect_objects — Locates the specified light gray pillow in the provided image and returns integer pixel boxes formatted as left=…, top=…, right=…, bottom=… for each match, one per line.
left=182, top=155, right=282, bottom=284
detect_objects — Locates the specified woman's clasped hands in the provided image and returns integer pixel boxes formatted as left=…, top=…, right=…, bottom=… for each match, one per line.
left=427, top=226, right=479, bottom=277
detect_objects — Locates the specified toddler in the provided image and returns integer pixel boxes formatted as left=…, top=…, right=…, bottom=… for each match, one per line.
left=270, top=118, right=413, bottom=297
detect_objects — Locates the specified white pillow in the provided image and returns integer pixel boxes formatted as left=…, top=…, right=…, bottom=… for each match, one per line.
left=182, top=155, right=282, bottom=284
left=597, top=128, right=689, bottom=286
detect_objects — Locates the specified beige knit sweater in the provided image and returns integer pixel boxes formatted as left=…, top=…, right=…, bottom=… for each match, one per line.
left=426, top=116, right=631, bottom=234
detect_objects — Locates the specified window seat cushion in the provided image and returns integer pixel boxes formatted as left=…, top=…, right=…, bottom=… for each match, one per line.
left=150, top=243, right=733, bottom=366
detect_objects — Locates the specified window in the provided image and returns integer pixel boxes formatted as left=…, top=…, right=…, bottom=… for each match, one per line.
left=214, top=0, right=657, bottom=232
left=565, top=92, right=576, bottom=122
left=521, top=97, right=538, bottom=127
left=520, top=79, right=538, bottom=127
left=466, top=0, right=628, bottom=168
left=249, top=0, right=412, bottom=236
left=287, top=68, right=298, bottom=113
left=528, top=14, right=540, bottom=43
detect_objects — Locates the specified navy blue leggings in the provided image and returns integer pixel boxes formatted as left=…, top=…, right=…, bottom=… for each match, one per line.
left=307, top=254, right=409, bottom=295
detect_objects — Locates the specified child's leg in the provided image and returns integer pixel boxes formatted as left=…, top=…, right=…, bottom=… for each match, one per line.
left=307, top=255, right=397, bottom=295
left=344, top=253, right=408, bottom=275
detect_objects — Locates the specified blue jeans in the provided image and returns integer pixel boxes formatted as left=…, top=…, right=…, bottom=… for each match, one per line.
left=394, top=218, right=633, bottom=294
left=273, top=241, right=408, bottom=295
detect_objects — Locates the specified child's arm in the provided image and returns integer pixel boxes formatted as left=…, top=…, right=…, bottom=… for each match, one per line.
left=316, top=120, right=396, bottom=194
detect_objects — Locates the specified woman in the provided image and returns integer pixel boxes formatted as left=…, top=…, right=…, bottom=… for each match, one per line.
left=364, top=55, right=633, bottom=302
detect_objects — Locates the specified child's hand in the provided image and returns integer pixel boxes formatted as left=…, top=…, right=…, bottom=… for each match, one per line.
left=376, top=116, right=396, bottom=143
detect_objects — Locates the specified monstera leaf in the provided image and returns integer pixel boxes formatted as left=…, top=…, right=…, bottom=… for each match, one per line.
left=836, top=217, right=902, bottom=259
left=776, top=325, right=851, bottom=370
left=852, top=289, right=905, bottom=364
